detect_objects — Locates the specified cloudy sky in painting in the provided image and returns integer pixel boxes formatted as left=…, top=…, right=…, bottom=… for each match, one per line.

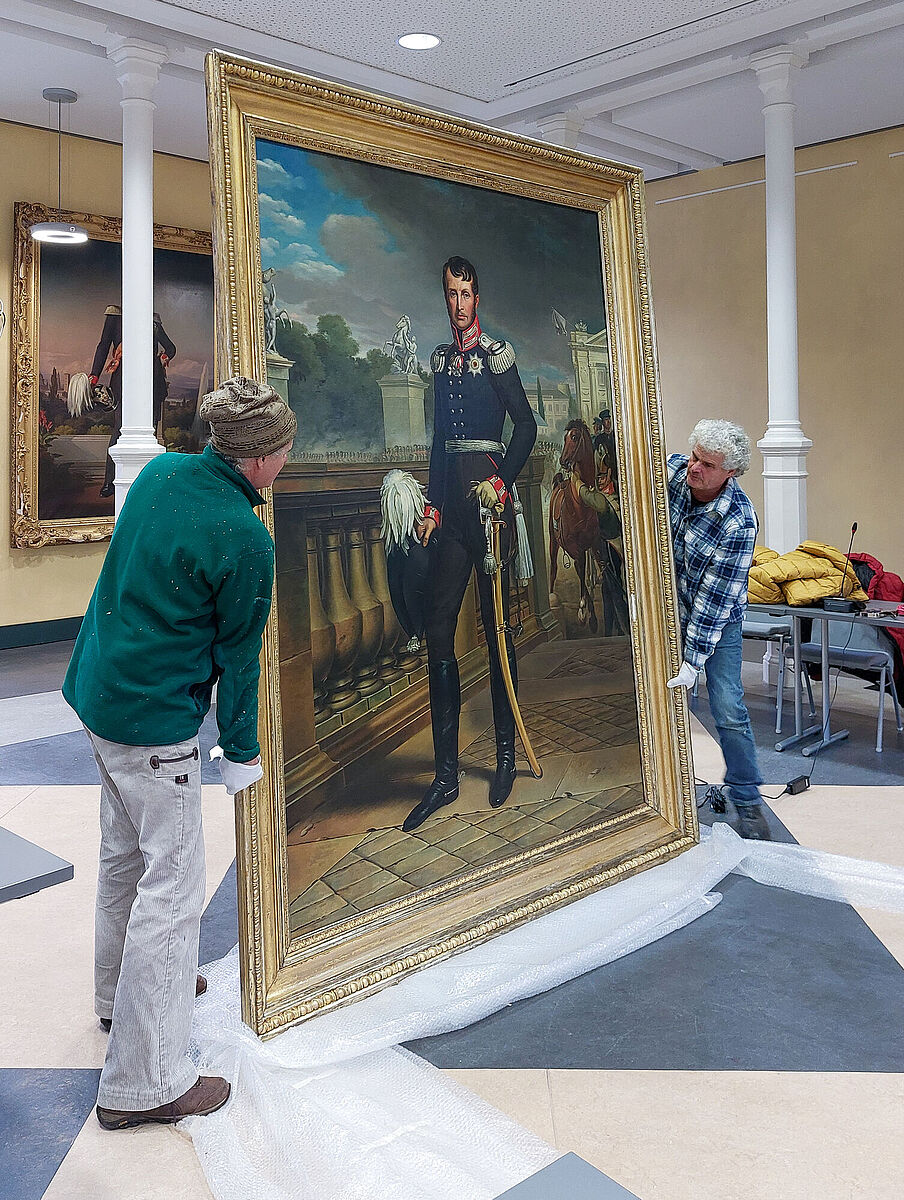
left=255, top=139, right=607, bottom=385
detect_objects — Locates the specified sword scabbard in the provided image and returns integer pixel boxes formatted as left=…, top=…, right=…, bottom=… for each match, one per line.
left=490, top=520, right=543, bottom=779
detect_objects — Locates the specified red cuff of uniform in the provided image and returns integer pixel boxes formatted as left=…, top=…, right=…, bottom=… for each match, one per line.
left=424, top=503, right=441, bottom=527
left=487, top=475, right=508, bottom=505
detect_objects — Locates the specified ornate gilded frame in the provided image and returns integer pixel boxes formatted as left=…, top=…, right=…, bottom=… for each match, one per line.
left=9, top=202, right=211, bottom=548
left=206, top=50, right=696, bottom=1038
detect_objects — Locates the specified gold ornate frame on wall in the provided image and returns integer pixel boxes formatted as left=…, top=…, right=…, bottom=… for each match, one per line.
left=9, top=202, right=211, bottom=548
left=206, top=50, right=696, bottom=1038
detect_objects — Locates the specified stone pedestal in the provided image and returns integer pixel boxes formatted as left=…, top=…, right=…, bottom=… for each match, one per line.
left=266, top=350, right=294, bottom=405
left=378, top=373, right=427, bottom=449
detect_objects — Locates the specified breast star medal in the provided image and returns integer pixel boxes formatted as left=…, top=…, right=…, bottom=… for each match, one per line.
left=467, top=354, right=483, bottom=376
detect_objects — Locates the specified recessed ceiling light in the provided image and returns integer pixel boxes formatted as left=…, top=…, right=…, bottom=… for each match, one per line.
left=398, top=33, right=441, bottom=50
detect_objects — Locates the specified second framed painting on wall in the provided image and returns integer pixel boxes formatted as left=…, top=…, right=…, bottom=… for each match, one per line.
left=9, top=202, right=214, bottom=547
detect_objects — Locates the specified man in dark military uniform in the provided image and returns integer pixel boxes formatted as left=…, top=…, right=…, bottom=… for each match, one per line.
left=90, top=306, right=176, bottom=497
left=402, top=256, right=537, bottom=832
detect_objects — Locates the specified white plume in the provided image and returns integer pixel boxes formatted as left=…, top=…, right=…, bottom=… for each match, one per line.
left=380, top=469, right=426, bottom=554
left=67, top=372, right=93, bottom=418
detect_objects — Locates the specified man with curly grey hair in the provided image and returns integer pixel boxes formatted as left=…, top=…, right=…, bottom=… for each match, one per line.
left=665, top=419, right=771, bottom=840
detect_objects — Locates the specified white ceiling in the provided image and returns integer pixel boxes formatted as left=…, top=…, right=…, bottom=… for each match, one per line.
left=0, top=0, right=901, bottom=177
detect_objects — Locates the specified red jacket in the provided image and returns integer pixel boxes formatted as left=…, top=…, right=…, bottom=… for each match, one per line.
left=850, top=553, right=904, bottom=693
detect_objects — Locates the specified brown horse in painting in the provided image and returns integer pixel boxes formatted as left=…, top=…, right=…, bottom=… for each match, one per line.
left=548, top=419, right=603, bottom=633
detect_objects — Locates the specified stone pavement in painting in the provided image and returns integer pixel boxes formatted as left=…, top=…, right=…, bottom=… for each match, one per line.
left=287, top=636, right=644, bottom=934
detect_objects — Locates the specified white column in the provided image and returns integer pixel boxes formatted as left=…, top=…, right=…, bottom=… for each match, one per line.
left=750, top=46, right=812, bottom=553
left=107, top=36, right=168, bottom=515
left=535, top=110, right=584, bottom=150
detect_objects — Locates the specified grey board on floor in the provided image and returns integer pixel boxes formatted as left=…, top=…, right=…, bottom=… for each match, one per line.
left=0, top=826, right=73, bottom=903
left=495, top=1154, right=639, bottom=1199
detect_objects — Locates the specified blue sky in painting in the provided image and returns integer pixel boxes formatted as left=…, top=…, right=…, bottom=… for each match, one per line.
left=257, top=143, right=374, bottom=281
left=255, top=137, right=606, bottom=385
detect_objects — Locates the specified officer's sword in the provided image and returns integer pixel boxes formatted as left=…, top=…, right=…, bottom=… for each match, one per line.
left=480, top=504, right=543, bottom=780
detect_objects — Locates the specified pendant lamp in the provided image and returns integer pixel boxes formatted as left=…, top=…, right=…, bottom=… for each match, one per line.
left=30, top=88, right=89, bottom=245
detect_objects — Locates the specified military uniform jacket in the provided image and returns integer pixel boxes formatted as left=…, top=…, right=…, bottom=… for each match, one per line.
left=428, top=332, right=537, bottom=512
left=91, top=305, right=176, bottom=392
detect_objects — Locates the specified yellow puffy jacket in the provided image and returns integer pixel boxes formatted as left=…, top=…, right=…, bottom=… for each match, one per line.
left=748, top=541, right=868, bottom=606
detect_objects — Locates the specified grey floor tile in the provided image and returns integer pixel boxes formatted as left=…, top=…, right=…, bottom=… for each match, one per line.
left=0, top=710, right=223, bottom=786
left=0, top=641, right=74, bottom=701
left=406, top=865, right=904, bottom=1071
left=0, top=1068, right=100, bottom=1200
left=199, top=860, right=239, bottom=966
left=693, top=678, right=904, bottom=787
left=496, top=1154, right=639, bottom=1199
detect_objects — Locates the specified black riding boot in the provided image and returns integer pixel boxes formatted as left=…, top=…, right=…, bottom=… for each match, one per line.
left=402, top=658, right=461, bottom=832
left=489, top=635, right=518, bottom=808
left=100, top=453, right=115, bottom=498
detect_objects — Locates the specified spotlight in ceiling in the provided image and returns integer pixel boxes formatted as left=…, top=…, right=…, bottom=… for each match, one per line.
left=397, top=32, right=441, bottom=50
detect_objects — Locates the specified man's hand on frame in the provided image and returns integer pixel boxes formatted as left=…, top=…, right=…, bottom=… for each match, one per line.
left=666, top=661, right=698, bottom=690
left=209, top=746, right=263, bottom=796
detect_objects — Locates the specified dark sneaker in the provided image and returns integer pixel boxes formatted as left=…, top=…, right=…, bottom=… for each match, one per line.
left=96, top=1075, right=230, bottom=1130
left=735, top=808, right=773, bottom=841
left=99, top=973, right=208, bottom=1032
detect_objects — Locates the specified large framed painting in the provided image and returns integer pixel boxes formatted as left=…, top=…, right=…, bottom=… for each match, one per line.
left=9, top=203, right=213, bottom=547
left=206, top=51, right=696, bottom=1038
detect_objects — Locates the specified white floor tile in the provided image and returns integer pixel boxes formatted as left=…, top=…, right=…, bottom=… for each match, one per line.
left=44, top=1114, right=214, bottom=1200
left=0, top=785, right=38, bottom=820
left=0, top=785, right=235, bottom=1068
left=770, top=784, right=904, bottom=966
left=441, top=1068, right=556, bottom=1147
left=770, top=785, right=904, bottom=867
left=545, top=1070, right=904, bottom=1200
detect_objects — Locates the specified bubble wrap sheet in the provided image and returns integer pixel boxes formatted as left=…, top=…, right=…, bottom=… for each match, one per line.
left=182, top=827, right=748, bottom=1200
left=721, top=827, right=904, bottom=912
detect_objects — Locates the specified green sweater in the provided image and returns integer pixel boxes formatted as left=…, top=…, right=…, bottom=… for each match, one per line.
left=63, top=446, right=274, bottom=762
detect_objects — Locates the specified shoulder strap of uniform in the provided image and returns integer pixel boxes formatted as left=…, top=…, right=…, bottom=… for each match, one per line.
left=479, top=332, right=515, bottom=373
left=430, top=343, right=452, bottom=372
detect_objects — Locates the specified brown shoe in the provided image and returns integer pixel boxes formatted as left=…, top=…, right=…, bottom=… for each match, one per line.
left=99, top=974, right=208, bottom=1033
left=96, top=1075, right=230, bottom=1130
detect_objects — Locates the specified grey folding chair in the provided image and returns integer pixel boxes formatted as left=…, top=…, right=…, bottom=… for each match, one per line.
left=785, top=618, right=904, bottom=752
left=742, top=611, right=794, bottom=733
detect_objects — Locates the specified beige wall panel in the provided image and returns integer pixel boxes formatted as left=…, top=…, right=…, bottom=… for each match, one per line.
left=3, top=120, right=901, bottom=627
left=647, top=125, right=903, bottom=570
left=0, top=120, right=210, bottom=630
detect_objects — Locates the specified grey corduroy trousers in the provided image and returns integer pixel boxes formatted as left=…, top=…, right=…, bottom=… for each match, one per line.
left=86, top=728, right=206, bottom=1110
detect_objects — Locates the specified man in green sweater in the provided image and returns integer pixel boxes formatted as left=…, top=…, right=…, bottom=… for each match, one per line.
left=63, top=376, right=296, bottom=1130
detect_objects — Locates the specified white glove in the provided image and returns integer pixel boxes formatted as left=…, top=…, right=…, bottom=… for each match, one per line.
left=209, top=745, right=263, bottom=796
left=666, top=661, right=698, bottom=690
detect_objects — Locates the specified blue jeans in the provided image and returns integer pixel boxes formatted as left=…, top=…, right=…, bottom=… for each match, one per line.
left=704, top=620, right=763, bottom=810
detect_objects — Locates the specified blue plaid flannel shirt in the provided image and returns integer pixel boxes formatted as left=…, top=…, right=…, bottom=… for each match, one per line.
left=668, top=454, right=758, bottom=670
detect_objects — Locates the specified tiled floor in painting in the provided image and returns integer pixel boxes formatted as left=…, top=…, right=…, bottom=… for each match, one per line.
left=1, top=638, right=903, bottom=1198
left=287, top=636, right=642, bottom=932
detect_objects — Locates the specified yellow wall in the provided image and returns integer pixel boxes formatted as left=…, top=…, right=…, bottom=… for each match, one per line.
left=3, top=119, right=902, bottom=630
left=0, top=120, right=210, bottom=630
left=646, top=125, right=904, bottom=569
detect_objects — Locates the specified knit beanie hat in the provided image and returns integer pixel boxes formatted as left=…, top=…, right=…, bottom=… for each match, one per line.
left=200, top=376, right=297, bottom=458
